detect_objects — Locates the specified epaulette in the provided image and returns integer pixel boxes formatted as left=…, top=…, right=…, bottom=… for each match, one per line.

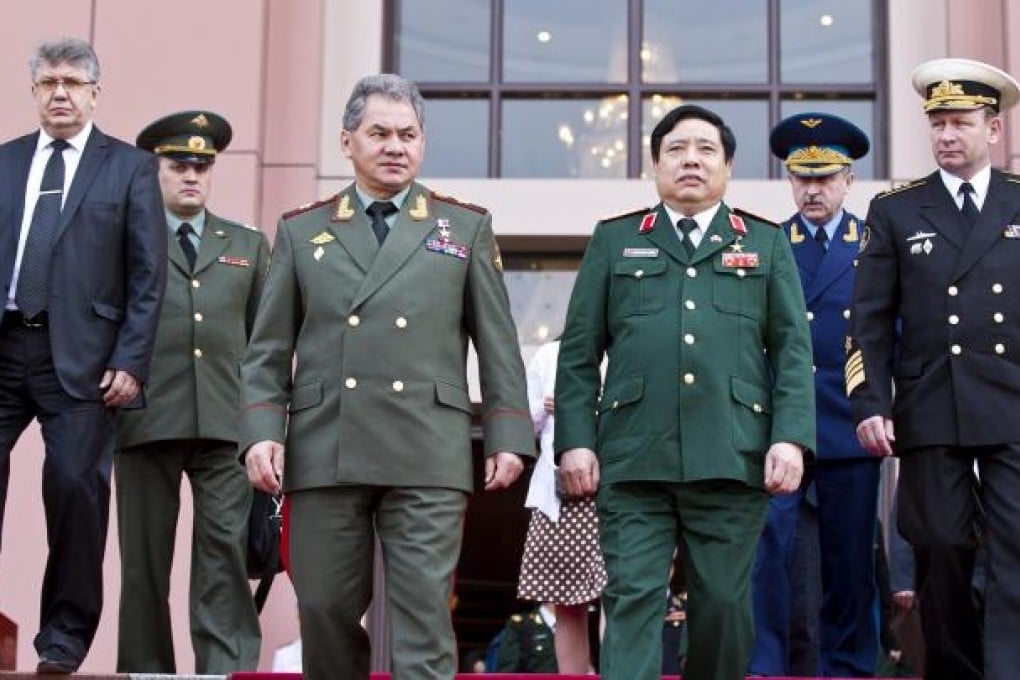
left=599, top=206, right=651, bottom=223
left=430, top=191, right=488, bottom=214
left=282, top=194, right=337, bottom=220
left=731, top=207, right=780, bottom=228
left=874, top=177, right=926, bottom=199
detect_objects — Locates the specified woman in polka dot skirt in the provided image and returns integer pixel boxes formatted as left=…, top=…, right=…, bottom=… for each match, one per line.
left=517, top=339, right=607, bottom=673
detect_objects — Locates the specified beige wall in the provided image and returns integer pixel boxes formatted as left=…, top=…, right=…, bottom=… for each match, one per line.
left=1, top=0, right=1019, bottom=673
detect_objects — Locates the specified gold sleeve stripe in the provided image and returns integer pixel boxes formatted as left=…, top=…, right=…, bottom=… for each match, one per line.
left=845, top=350, right=865, bottom=397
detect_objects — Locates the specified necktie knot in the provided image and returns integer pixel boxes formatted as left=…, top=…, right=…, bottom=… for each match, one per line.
left=177, top=222, right=194, bottom=238
left=366, top=201, right=398, bottom=219
left=678, top=217, right=698, bottom=235
left=959, top=181, right=979, bottom=226
left=367, top=201, right=398, bottom=245
left=50, top=139, right=69, bottom=153
left=815, top=227, right=829, bottom=245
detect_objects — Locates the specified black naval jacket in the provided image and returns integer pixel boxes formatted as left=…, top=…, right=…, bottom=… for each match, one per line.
left=847, top=168, right=1020, bottom=450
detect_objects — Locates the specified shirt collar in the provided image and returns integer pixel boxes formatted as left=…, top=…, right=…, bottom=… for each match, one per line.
left=37, top=121, right=93, bottom=154
left=940, top=164, right=991, bottom=207
left=355, top=184, right=411, bottom=213
left=165, top=209, right=207, bottom=238
left=662, top=201, right=722, bottom=232
left=799, top=208, right=845, bottom=241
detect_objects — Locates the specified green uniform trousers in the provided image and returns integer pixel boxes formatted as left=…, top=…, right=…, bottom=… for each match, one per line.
left=115, top=439, right=259, bottom=673
left=597, top=479, right=768, bottom=680
left=289, top=485, right=468, bottom=680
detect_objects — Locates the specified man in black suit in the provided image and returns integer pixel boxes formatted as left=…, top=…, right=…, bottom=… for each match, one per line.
left=0, top=37, right=166, bottom=673
left=848, top=57, right=1020, bottom=680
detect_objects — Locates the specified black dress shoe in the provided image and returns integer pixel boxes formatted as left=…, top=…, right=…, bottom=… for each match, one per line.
left=36, top=648, right=79, bottom=674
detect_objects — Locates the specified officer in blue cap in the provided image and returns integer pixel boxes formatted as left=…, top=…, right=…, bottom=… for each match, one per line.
left=750, top=112, right=877, bottom=678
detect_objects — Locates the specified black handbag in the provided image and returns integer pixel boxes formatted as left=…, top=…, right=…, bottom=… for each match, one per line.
left=247, top=489, right=284, bottom=612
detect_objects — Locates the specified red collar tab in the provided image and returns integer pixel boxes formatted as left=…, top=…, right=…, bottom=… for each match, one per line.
left=639, top=212, right=657, bottom=234
left=729, top=213, right=747, bottom=237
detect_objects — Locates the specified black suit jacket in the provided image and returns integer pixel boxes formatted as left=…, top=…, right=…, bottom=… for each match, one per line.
left=0, top=127, right=166, bottom=401
left=848, top=169, right=1020, bottom=449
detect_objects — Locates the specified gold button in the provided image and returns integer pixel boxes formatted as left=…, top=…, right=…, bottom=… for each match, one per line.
left=634, top=269, right=644, bottom=279
left=806, top=311, right=815, bottom=321
left=685, top=300, right=696, bottom=310
left=842, top=309, right=851, bottom=320
left=193, top=348, right=203, bottom=358
left=853, top=259, right=859, bottom=267
left=736, top=268, right=746, bottom=278
left=993, top=283, right=1004, bottom=294
left=994, top=312, right=1005, bottom=323
left=949, top=314, right=959, bottom=325
left=395, top=317, right=408, bottom=329
left=194, top=312, right=203, bottom=322
left=951, top=344, right=962, bottom=356
left=686, top=267, right=697, bottom=278
left=948, top=285, right=958, bottom=296
left=191, top=279, right=201, bottom=288
left=683, top=373, right=695, bottom=385
left=348, top=315, right=360, bottom=327
left=345, top=377, right=357, bottom=389
left=684, top=334, right=695, bottom=345
left=753, top=403, right=763, bottom=413
left=995, top=343, right=1006, bottom=355
left=392, top=380, right=404, bottom=392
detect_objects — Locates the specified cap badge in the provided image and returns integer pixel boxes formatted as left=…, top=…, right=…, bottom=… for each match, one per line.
left=187, top=136, right=206, bottom=150
left=800, top=118, right=823, bottom=128
left=191, top=114, right=210, bottom=128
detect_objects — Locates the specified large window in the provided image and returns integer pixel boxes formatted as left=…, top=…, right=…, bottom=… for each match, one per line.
left=389, top=0, right=885, bottom=179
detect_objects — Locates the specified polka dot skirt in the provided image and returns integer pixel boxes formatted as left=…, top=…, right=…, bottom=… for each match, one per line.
left=517, top=497, right=607, bottom=605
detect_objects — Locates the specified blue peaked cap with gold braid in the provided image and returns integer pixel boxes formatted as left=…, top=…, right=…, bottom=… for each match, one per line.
left=769, top=112, right=870, bottom=178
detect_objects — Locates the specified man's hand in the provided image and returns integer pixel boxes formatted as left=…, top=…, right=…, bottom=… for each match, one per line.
left=485, top=451, right=524, bottom=491
left=100, top=369, right=141, bottom=408
left=558, top=447, right=600, bottom=497
left=892, top=590, right=916, bottom=611
left=764, top=442, right=803, bottom=494
left=857, top=415, right=895, bottom=457
left=246, top=440, right=285, bottom=494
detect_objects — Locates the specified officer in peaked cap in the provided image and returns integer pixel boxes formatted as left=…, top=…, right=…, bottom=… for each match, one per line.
left=849, top=57, right=1020, bottom=680
left=114, top=109, right=268, bottom=674
left=135, top=109, right=232, bottom=163
left=750, top=112, right=879, bottom=677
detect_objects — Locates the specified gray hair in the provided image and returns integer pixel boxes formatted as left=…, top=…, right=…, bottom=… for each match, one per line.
left=29, top=37, right=101, bottom=83
left=342, top=74, right=425, bottom=132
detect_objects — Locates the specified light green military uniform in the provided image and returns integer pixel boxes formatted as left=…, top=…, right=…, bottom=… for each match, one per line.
left=115, top=210, right=269, bottom=673
left=555, top=203, right=815, bottom=680
left=240, top=181, right=535, bottom=680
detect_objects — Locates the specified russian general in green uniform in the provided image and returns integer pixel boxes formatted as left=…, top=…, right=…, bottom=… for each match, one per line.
left=240, top=75, right=534, bottom=680
left=555, top=105, right=815, bottom=680
left=115, top=111, right=267, bottom=673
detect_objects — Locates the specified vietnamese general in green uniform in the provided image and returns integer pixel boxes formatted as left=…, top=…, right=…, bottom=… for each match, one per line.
left=554, top=104, right=816, bottom=680
left=240, top=74, right=535, bottom=680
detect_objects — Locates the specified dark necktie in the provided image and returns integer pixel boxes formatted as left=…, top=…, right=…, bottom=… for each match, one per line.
left=16, top=139, right=69, bottom=318
left=959, top=182, right=979, bottom=227
left=815, top=226, right=829, bottom=251
left=366, top=201, right=398, bottom=245
left=677, top=217, right=698, bottom=257
left=178, top=222, right=198, bottom=271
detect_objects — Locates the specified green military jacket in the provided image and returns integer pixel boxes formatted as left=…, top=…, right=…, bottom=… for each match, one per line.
left=555, top=203, right=815, bottom=487
left=239, top=182, right=535, bottom=493
left=117, top=212, right=270, bottom=448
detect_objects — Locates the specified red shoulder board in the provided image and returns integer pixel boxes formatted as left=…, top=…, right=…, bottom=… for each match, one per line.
left=731, top=207, right=780, bottom=228
left=639, top=212, right=657, bottom=234
left=430, top=191, right=488, bottom=214
left=282, top=194, right=337, bottom=220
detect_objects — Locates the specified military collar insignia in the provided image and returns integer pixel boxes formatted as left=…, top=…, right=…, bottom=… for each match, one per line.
left=729, top=213, right=747, bottom=237
left=843, top=219, right=860, bottom=242
left=789, top=222, right=805, bottom=244
left=639, top=212, right=657, bottom=234
left=409, top=194, right=429, bottom=220
left=334, top=194, right=355, bottom=221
